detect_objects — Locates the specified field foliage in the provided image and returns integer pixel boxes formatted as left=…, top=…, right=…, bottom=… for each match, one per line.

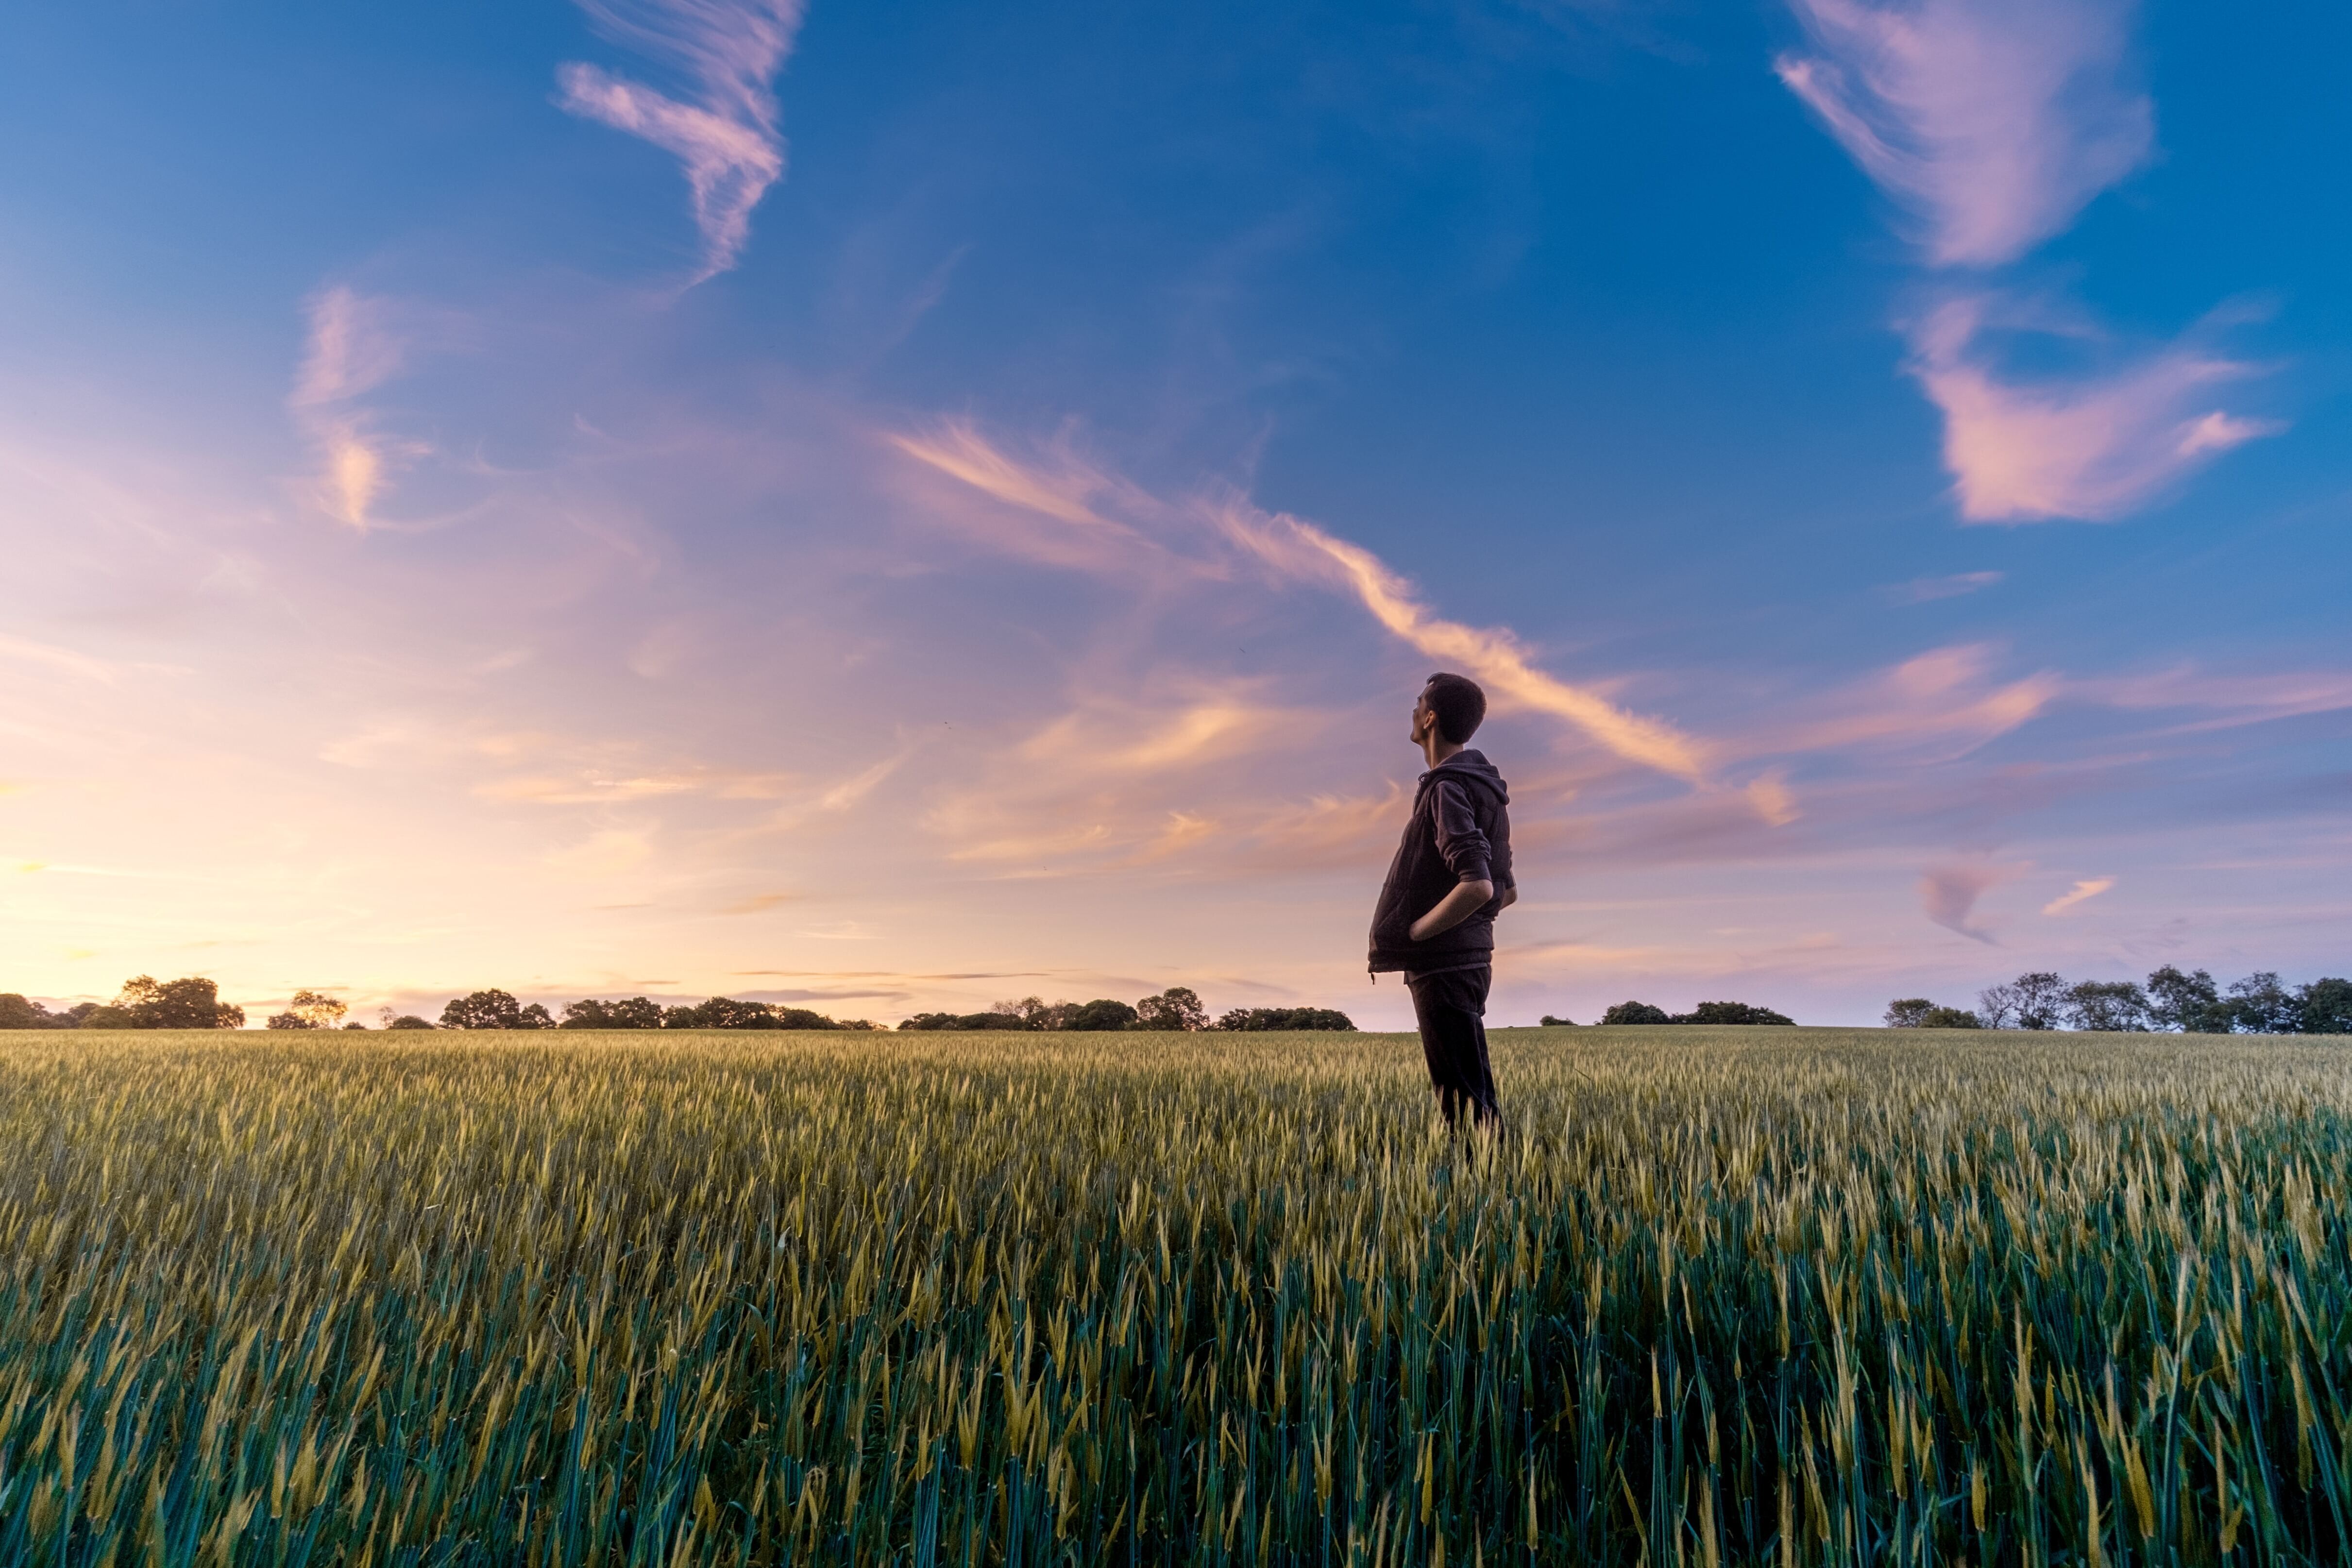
left=1, top=1026, right=2349, bottom=1565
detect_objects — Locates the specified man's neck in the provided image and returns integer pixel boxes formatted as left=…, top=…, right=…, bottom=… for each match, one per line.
left=1421, top=737, right=1466, bottom=770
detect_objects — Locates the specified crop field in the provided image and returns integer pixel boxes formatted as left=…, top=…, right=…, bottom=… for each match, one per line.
left=1, top=1027, right=2350, bottom=1567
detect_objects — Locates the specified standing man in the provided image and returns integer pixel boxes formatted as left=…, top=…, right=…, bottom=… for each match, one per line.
left=1368, top=673, right=1515, bottom=1129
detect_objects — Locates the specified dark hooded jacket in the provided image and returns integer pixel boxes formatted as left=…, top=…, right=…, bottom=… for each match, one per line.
left=1367, top=749, right=1513, bottom=974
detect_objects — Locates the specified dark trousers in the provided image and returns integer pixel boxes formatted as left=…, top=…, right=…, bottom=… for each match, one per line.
left=1408, top=965, right=1499, bottom=1129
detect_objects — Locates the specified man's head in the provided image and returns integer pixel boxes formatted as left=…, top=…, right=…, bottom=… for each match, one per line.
left=1412, top=673, right=1487, bottom=751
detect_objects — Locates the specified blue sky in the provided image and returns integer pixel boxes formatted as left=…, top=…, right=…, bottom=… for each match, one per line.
left=1, top=0, right=2346, bottom=1027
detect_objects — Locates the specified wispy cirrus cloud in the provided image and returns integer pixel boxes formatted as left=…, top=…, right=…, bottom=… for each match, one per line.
left=1879, top=569, right=2001, bottom=604
left=1908, top=296, right=2282, bottom=521
left=890, top=419, right=1730, bottom=796
left=1776, top=0, right=2153, bottom=268
left=2042, top=876, right=2113, bottom=915
left=557, top=0, right=806, bottom=282
left=1210, top=503, right=1714, bottom=784
left=1919, top=860, right=2023, bottom=942
left=290, top=286, right=414, bottom=528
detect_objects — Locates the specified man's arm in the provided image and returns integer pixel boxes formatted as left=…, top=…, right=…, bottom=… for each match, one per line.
left=1409, top=877, right=1495, bottom=942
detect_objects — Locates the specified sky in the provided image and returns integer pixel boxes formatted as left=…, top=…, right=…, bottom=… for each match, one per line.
left=2, top=0, right=2347, bottom=1029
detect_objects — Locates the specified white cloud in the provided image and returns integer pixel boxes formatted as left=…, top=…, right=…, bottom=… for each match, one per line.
left=1908, top=295, right=2281, bottom=521
left=558, top=0, right=806, bottom=282
left=1777, top=0, right=2153, bottom=267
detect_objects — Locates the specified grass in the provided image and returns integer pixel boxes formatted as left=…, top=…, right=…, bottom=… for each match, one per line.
left=0, top=1024, right=2348, bottom=1565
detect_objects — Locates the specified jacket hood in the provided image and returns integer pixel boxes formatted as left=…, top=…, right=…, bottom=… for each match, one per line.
left=1426, top=748, right=1508, bottom=805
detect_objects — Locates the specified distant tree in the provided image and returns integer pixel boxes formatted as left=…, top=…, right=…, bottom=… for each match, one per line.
left=264, top=1012, right=310, bottom=1030
left=897, top=1011, right=1019, bottom=1031
left=384, top=1014, right=436, bottom=1029
left=1064, top=998, right=1140, bottom=1032
left=770, top=1007, right=845, bottom=1030
left=2145, top=966, right=2230, bottom=1033
left=1982, top=972, right=2068, bottom=1030
left=2297, top=978, right=2352, bottom=1036
left=665, top=997, right=778, bottom=1029
left=289, top=989, right=347, bottom=1028
left=991, top=996, right=1070, bottom=1031
left=342, top=1021, right=369, bottom=1029
left=116, top=975, right=243, bottom=1029
left=2225, top=972, right=2299, bottom=1034
left=1884, top=998, right=1935, bottom=1028
left=80, top=1005, right=135, bottom=1028
left=2066, top=980, right=2149, bottom=1032
left=898, top=1013, right=960, bottom=1030
left=1213, top=1008, right=1355, bottom=1031
left=837, top=1019, right=880, bottom=1030
left=515, top=1003, right=555, bottom=1030
left=1601, top=1001, right=1672, bottom=1026
left=562, top=996, right=663, bottom=1029
left=56, top=1002, right=100, bottom=1028
left=0, top=994, right=50, bottom=1030
left=1539, top=1014, right=1575, bottom=1028
left=1675, top=1001, right=1794, bottom=1026
left=1920, top=1007, right=1981, bottom=1029
left=441, top=989, right=523, bottom=1029
left=1133, top=987, right=1207, bottom=1031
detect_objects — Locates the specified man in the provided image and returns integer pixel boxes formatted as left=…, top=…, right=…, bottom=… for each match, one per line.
left=1368, top=673, right=1515, bottom=1129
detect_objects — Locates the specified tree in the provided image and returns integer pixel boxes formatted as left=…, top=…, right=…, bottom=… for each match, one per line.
left=2225, top=972, right=2299, bottom=1034
left=266, top=989, right=349, bottom=1030
left=1213, top=1008, right=1354, bottom=1031
left=2066, top=980, right=2149, bottom=1032
left=384, top=1014, right=436, bottom=1029
left=0, top=994, right=51, bottom=1029
left=1134, top=987, right=1207, bottom=1031
left=1064, top=998, right=1140, bottom=1032
left=117, top=975, right=243, bottom=1029
left=770, top=1007, right=845, bottom=1030
left=1921, top=1007, right=1981, bottom=1029
left=2145, top=966, right=2229, bottom=1033
left=1601, top=1001, right=1672, bottom=1025
left=1675, top=1001, right=1794, bottom=1026
left=80, top=1006, right=135, bottom=1028
left=1979, top=972, right=2066, bottom=1030
left=562, top=996, right=664, bottom=1029
left=665, top=997, right=778, bottom=1029
left=1884, top=998, right=1935, bottom=1028
left=991, top=996, right=1070, bottom=1031
left=440, top=989, right=523, bottom=1029
left=2297, top=978, right=2352, bottom=1036
left=1539, top=1014, right=1575, bottom=1027
left=515, top=1003, right=555, bottom=1030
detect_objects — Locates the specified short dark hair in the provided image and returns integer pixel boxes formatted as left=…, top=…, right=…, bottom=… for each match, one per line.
left=1421, top=673, right=1486, bottom=744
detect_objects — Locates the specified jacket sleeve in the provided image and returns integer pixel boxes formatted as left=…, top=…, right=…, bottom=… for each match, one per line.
left=1429, top=780, right=1493, bottom=885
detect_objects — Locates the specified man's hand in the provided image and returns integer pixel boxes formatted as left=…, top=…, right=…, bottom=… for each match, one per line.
left=1408, top=878, right=1495, bottom=943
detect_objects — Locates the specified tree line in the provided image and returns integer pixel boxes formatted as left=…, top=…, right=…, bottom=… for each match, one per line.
left=1538, top=1000, right=1795, bottom=1027
left=898, top=990, right=1354, bottom=1032
left=0, top=979, right=1352, bottom=1034
left=1887, top=966, right=2352, bottom=1034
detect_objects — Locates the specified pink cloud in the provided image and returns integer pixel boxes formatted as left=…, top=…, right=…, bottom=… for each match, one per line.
left=2042, top=876, right=2113, bottom=915
left=1919, top=860, right=2024, bottom=943
left=557, top=0, right=805, bottom=282
left=1776, top=0, right=2153, bottom=267
left=289, top=287, right=417, bottom=529
left=1209, top=502, right=1715, bottom=785
left=1908, top=296, right=2281, bottom=521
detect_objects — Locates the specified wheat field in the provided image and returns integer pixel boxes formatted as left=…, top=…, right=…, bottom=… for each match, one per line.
left=0, top=1025, right=2347, bottom=1565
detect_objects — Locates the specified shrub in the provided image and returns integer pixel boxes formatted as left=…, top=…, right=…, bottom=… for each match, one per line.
left=1539, top=1014, right=1575, bottom=1028
left=384, top=1015, right=436, bottom=1030
left=1921, top=1007, right=1981, bottom=1029
left=1884, top=999, right=1934, bottom=1028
